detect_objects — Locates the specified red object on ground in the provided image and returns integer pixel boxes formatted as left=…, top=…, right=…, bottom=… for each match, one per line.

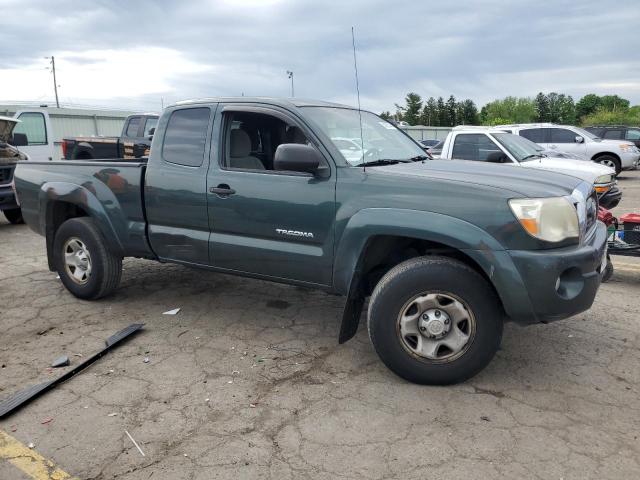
left=620, top=213, right=640, bottom=224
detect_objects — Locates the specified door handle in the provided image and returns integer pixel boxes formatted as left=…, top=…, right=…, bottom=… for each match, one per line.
left=209, top=184, right=236, bottom=196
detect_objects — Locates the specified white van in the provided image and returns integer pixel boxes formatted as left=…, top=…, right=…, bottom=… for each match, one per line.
left=11, top=110, right=57, bottom=162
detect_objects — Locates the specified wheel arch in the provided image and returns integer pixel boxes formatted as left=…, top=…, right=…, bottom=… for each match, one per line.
left=72, top=142, right=95, bottom=160
left=40, top=182, right=123, bottom=270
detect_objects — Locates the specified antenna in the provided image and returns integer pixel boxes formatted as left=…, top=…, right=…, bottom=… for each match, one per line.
left=351, top=27, right=365, bottom=171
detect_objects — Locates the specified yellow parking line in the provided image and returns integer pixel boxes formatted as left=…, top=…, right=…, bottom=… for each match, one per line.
left=0, top=430, right=77, bottom=480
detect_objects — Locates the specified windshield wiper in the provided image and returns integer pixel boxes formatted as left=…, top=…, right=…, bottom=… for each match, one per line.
left=356, top=159, right=410, bottom=167
left=408, top=155, right=430, bottom=162
left=520, top=154, right=544, bottom=161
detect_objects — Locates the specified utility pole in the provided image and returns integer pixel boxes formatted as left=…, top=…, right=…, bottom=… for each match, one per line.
left=45, top=56, right=60, bottom=108
left=286, top=70, right=294, bottom=97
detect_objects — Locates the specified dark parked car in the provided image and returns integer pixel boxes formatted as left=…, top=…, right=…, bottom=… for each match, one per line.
left=585, top=125, right=640, bottom=149
left=15, top=97, right=607, bottom=385
left=62, top=114, right=159, bottom=160
left=418, top=139, right=440, bottom=148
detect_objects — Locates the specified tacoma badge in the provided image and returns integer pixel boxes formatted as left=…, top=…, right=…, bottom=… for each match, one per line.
left=276, top=228, right=314, bottom=238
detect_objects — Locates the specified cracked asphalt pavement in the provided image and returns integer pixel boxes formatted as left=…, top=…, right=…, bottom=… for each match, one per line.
left=1, top=171, right=640, bottom=479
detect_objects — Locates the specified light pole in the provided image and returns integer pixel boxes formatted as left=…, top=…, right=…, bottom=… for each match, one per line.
left=286, top=70, right=294, bottom=97
left=45, top=56, right=60, bottom=108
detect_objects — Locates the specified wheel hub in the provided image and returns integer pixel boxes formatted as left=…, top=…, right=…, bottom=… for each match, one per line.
left=419, top=309, right=451, bottom=339
left=63, top=237, right=92, bottom=285
left=397, top=292, right=476, bottom=362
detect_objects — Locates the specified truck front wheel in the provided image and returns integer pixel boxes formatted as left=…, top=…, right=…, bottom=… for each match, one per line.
left=53, top=217, right=122, bottom=299
left=3, top=208, right=24, bottom=224
left=367, top=256, right=503, bottom=385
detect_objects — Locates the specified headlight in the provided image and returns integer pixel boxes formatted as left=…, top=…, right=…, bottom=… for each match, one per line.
left=594, top=174, right=613, bottom=184
left=593, top=174, right=614, bottom=193
left=619, top=144, right=633, bottom=152
left=509, top=197, right=579, bottom=242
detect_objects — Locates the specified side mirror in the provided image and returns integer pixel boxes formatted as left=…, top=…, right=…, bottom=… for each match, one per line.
left=274, top=143, right=322, bottom=174
left=486, top=151, right=508, bottom=163
left=575, top=135, right=584, bottom=143
left=10, top=133, right=28, bottom=147
left=147, top=127, right=155, bottom=141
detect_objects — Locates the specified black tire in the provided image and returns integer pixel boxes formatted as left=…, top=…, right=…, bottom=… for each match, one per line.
left=367, top=256, right=503, bottom=385
left=595, top=155, right=621, bottom=175
left=3, top=208, right=24, bottom=224
left=601, top=255, right=613, bottom=283
left=53, top=217, right=122, bottom=299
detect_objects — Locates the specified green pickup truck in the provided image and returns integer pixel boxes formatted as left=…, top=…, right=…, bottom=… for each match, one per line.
left=14, top=97, right=607, bottom=385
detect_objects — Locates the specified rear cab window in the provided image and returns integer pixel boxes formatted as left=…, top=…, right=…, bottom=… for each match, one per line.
left=162, top=108, right=211, bottom=167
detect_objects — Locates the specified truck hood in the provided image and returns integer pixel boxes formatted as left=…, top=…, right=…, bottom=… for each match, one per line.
left=375, top=159, right=583, bottom=198
left=521, top=157, right=615, bottom=184
left=0, top=116, right=19, bottom=143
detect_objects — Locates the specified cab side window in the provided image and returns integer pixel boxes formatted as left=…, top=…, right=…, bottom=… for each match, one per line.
left=602, top=130, right=623, bottom=140
left=162, top=108, right=210, bottom=167
left=222, top=111, right=311, bottom=172
left=452, top=134, right=500, bottom=161
left=625, top=129, right=640, bottom=141
left=549, top=128, right=576, bottom=143
left=14, top=112, right=47, bottom=145
left=519, top=128, right=545, bottom=143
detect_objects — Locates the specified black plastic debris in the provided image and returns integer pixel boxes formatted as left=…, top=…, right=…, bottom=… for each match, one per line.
left=0, top=323, right=145, bottom=419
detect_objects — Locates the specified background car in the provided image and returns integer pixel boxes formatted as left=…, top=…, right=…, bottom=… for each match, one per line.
left=418, top=139, right=440, bottom=148
left=496, top=123, right=640, bottom=175
left=585, top=125, right=640, bottom=149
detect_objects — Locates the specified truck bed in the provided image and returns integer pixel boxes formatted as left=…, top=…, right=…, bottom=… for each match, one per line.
left=14, top=160, right=152, bottom=258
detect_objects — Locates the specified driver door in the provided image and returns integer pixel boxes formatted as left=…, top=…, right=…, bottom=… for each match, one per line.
left=206, top=104, right=337, bottom=286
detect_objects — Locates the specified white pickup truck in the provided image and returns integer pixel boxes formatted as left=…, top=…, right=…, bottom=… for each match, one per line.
left=438, top=127, right=621, bottom=209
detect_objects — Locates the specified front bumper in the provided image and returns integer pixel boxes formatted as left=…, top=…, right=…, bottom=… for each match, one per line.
left=0, top=185, right=18, bottom=211
left=502, top=221, right=607, bottom=324
left=598, top=185, right=622, bottom=210
left=621, top=151, right=640, bottom=170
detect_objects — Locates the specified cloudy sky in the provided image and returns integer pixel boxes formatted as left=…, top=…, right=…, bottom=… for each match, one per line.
left=1, top=0, right=639, bottom=113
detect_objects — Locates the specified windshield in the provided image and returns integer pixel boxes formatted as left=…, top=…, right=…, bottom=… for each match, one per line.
left=573, top=126, right=600, bottom=141
left=492, top=133, right=545, bottom=162
left=301, top=107, right=426, bottom=165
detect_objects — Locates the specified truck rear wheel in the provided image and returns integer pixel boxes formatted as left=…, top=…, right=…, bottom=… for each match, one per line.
left=53, top=217, right=122, bottom=299
left=3, top=208, right=24, bottom=224
left=367, top=256, right=503, bottom=385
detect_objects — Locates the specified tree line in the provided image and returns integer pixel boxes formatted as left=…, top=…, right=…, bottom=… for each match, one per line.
left=382, top=92, right=639, bottom=127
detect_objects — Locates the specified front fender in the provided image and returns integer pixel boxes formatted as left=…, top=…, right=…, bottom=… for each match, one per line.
left=333, top=208, right=537, bottom=343
left=333, top=208, right=505, bottom=295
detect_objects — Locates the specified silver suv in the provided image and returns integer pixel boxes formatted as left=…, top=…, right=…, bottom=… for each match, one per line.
left=496, top=123, right=640, bottom=175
